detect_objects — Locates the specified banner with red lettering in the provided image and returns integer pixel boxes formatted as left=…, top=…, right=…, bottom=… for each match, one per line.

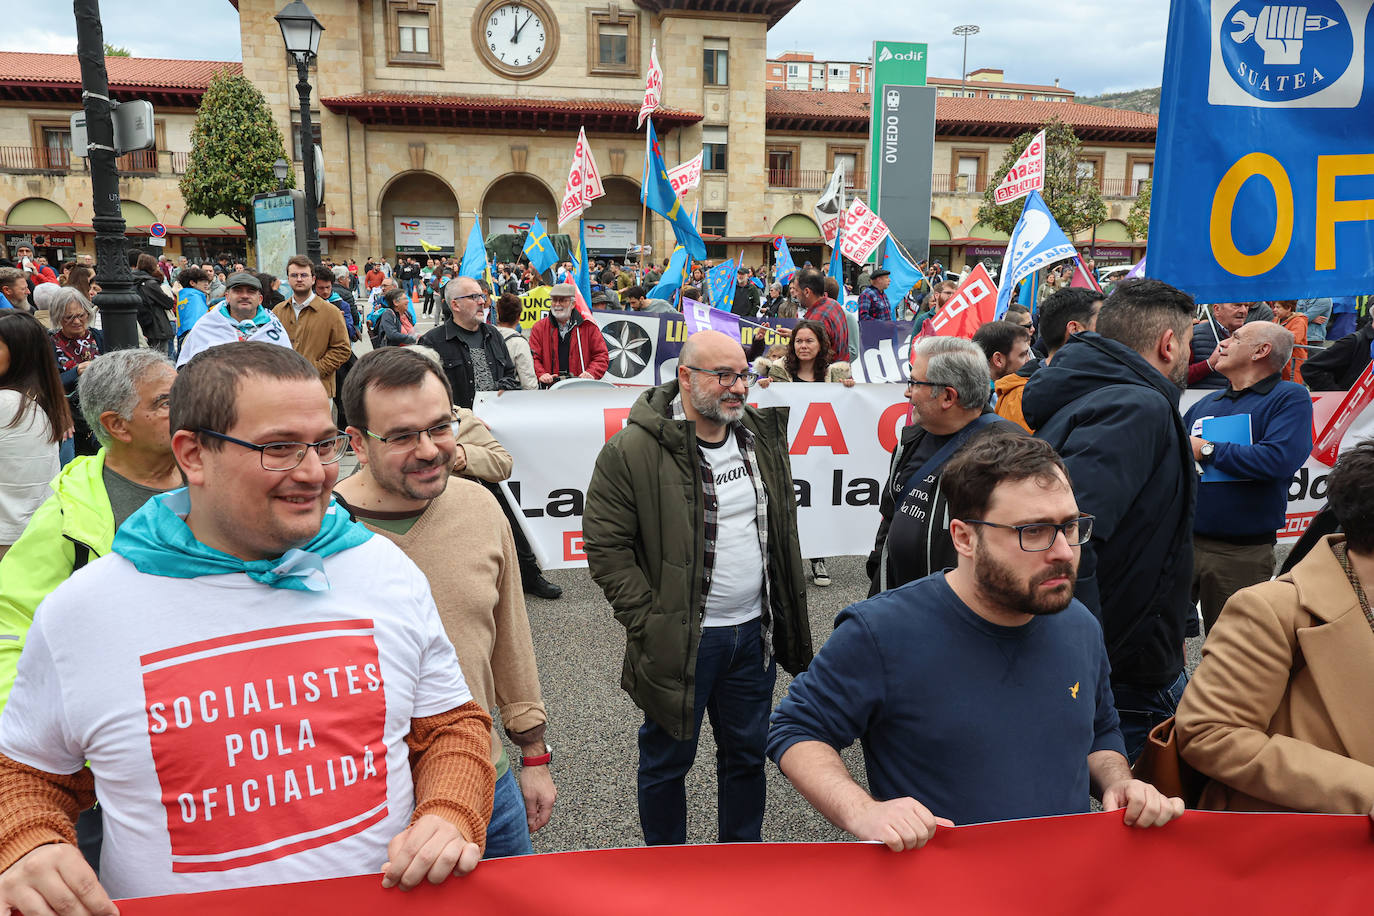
left=992, top=129, right=1045, bottom=205
left=638, top=41, right=662, bottom=128
left=476, top=384, right=909, bottom=568
left=928, top=264, right=997, bottom=338
left=839, top=199, right=890, bottom=265
left=557, top=128, right=605, bottom=226
left=667, top=151, right=704, bottom=198
left=119, top=811, right=1372, bottom=914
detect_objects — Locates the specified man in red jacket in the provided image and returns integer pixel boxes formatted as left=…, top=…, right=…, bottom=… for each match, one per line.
left=530, top=284, right=609, bottom=384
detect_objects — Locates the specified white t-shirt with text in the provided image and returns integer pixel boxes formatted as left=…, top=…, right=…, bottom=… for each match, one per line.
left=698, top=434, right=764, bottom=627
left=0, top=536, right=472, bottom=898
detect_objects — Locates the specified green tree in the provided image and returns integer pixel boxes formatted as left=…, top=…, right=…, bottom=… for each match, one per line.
left=1126, top=179, right=1151, bottom=242
left=180, top=70, right=293, bottom=238
left=976, top=118, right=1108, bottom=237
left=103, top=42, right=131, bottom=57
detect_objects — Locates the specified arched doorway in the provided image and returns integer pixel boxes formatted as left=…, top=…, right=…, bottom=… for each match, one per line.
left=379, top=171, right=460, bottom=259
left=929, top=216, right=953, bottom=269
left=582, top=177, right=641, bottom=259
left=481, top=174, right=558, bottom=239
left=4, top=198, right=72, bottom=263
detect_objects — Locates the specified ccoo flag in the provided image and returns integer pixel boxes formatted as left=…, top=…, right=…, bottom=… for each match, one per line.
left=522, top=215, right=558, bottom=278
left=772, top=236, right=797, bottom=284
left=642, top=120, right=707, bottom=260
left=706, top=258, right=737, bottom=311
left=995, top=190, right=1076, bottom=320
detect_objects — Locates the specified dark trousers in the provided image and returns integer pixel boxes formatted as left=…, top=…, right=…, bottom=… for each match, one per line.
left=480, top=478, right=543, bottom=581
left=76, top=806, right=102, bottom=874
left=636, top=617, right=776, bottom=846
left=1114, top=669, right=1189, bottom=765
left=1192, top=535, right=1274, bottom=632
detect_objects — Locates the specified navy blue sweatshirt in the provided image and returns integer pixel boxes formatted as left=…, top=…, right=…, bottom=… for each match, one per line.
left=1182, top=374, right=1314, bottom=541
left=767, top=574, right=1125, bottom=826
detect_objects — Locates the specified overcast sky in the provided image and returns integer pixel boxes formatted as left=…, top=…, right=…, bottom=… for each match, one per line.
left=4, top=0, right=1168, bottom=96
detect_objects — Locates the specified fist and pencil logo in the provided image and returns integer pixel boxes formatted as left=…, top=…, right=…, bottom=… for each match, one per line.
left=1209, top=1, right=1363, bottom=108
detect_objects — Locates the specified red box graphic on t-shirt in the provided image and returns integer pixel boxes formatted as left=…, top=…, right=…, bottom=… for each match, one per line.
left=141, top=619, right=389, bottom=873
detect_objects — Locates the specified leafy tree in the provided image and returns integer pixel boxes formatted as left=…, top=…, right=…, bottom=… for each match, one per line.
left=976, top=118, right=1108, bottom=237
left=180, top=70, right=293, bottom=237
left=103, top=42, right=131, bottom=57
left=1126, top=179, right=1151, bottom=242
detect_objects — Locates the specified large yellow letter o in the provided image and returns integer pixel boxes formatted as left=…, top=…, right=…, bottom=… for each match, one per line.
left=1209, top=153, right=1294, bottom=277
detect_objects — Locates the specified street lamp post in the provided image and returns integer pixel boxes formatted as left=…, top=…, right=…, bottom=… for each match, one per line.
left=73, top=0, right=141, bottom=350
left=274, top=0, right=324, bottom=264
left=953, top=25, right=980, bottom=98
left=273, top=157, right=289, bottom=190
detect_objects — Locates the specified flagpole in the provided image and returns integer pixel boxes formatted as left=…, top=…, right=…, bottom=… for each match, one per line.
left=638, top=118, right=651, bottom=283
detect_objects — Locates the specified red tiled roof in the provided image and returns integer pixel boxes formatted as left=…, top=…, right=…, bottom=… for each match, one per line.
left=925, top=76, right=1073, bottom=94
left=765, top=90, right=1156, bottom=141
left=0, top=52, right=239, bottom=107
left=321, top=93, right=702, bottom=132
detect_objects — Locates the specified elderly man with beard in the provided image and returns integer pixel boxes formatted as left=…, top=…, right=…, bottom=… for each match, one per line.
left=768, top=433, right=1183, bottom=850
left=529, top=284, right=609, bottom=385
left=584, top=329, right=811, bottom=846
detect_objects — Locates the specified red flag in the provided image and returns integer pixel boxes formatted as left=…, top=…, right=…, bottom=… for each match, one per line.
left=1069, top=254, right=1101, bottom=292
left=929, top=265, right=997, bottom=339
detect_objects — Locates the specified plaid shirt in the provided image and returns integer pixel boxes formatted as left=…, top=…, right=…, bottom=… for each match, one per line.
left=857, top=286, right=892, bottom=322
left=804, top=297, right=850, bottom=357
left=671, top=394, right=774, bottom=666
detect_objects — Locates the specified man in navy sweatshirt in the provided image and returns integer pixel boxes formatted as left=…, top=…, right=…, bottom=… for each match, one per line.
left=767, top=433, right=1183, bottom=848
left=1182, top=321, right=1312, bottom=633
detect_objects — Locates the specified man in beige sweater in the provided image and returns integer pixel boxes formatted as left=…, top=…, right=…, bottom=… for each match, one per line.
left=335, top=347, right=556, bottom=858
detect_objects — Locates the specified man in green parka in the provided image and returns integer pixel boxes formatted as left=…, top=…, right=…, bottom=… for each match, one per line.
left=584, top=329, right=812, bottom=846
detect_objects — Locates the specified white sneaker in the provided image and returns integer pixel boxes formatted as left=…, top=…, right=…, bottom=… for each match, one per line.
left=811, top=559, right=831, bottom=587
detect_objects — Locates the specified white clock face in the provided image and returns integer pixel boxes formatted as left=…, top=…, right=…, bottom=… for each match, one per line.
left=483, top=2, right=548, bottom=68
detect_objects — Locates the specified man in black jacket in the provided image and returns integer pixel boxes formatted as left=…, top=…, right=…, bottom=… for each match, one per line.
left=419, top=276, right=519, bottom=409
left=1303, top=323, right=1374, bottom=391
left=1022, top=278, right=1197, bottom=763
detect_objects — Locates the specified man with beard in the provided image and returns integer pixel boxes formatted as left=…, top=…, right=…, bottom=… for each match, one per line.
left=334, top=348, right=556, bottom=858
left=768, top=433, right=1183, bottom=848
left=529, top=284, right=609, bottom=385
left=1022, top=278, right=1198, bottom=763
left=584, top=330, right=811, bottom=846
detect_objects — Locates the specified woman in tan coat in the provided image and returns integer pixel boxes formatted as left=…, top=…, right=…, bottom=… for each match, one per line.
left=1176, top=442, right=1374, bottom=813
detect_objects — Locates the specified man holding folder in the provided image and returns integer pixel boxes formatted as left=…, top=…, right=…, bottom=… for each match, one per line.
left=1182, top=321, right=1313, bottom=633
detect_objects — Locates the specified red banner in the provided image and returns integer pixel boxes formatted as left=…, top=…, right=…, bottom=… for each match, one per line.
left=118, top=811, right=1372, bottom=914
left=928, top=264, right=998, bottom=339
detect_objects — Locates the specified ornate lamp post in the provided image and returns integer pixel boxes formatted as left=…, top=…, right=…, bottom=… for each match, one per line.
left=274, top=0, right=325, bottom=263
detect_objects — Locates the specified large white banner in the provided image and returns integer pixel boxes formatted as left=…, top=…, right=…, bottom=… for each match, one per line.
left=475, top=384, right=910, bottom=569
left=393, top=216, right=454, bottom=251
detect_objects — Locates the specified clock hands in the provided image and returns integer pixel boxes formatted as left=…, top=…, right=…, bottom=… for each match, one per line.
left=513, top=10, right=533, bottom=42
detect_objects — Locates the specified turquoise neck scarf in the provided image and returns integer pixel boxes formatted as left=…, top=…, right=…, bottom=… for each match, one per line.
left=113, top=489, right=371, bottom=592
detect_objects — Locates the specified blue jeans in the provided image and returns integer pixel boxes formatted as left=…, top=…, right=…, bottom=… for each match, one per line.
left=1113, top=669, right=1189, bottom=765
left=636, top=617, right=776, bottom=846
left=59, top=436, right=75, bottom=468
left=483, top=766, right=534, bottom=859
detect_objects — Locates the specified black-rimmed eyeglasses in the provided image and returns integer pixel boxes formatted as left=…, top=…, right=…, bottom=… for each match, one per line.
left=685, top=366, right=760, bottom=388
left=198, top=429, right=350, bottom=471
left=960, top=516, right=1095, bottom=552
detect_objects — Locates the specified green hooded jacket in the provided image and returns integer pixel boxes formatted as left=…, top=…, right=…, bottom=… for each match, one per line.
left=583, top=381, right=812, bottom=740
left=0, top=451, right=114, bottom=714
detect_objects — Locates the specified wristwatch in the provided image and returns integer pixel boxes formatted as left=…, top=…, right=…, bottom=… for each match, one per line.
left=520, top=743, right=553, bottom=767
left=1199, top=441, right=1216, bottom=461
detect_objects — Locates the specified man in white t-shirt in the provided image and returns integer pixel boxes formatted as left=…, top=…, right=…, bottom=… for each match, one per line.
left=584, top=330, right=812, bottom=846
left=0, top=343, right=495, bottom=913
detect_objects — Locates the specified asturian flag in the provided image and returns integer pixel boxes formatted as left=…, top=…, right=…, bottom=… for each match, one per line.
left=642, top=120, right=707, bottom=259
left=458, top=222, right=491, bottom=284
left=706, top=258, right=737, bottom=311
left=995, top=190, right=1077, bottom=320
left=522, top=215, right=558, bottom=278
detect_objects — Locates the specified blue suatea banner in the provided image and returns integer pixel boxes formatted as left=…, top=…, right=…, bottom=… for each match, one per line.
left=1151, top=0, right=1374, bottom=301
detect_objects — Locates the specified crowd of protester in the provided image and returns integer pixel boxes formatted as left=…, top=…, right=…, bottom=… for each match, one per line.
left=0, top=236, right=1373, bottom=912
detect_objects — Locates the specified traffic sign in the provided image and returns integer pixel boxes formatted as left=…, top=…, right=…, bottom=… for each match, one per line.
left=150, top=222, right=167, bottom=238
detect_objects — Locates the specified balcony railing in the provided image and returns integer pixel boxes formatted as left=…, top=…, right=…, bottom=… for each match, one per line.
left=115, top=149, right=158, bottom=174
left=931, top=172, right=988, bottom=193
left=1100, top=177, right=1149, bottom=197
left=0, top=146, right=71, bottom=172
left=767, top=167, right=866, bottom=191
left=171, top=151, right=191, bottom=174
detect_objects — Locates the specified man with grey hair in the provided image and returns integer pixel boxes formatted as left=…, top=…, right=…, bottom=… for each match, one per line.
left=866, top=336, right=1022, bottom=596
left=0, top=348, right=179, bottom=868
left=1182, top=320, right=1312, bottom=633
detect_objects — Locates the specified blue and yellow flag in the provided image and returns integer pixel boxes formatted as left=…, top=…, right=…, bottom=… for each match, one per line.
left=522, top=215, right=558, bottom=277
left=642, top=121, right=706, bottom=260
left=648, top=244, right=687, bottom=301
left=575, top=219, right=593, bottom=307
left=772, top=236, right=797, bottom=284
left=458, top=223, right=491, bottom=284
left=706, top=258, right=736, bottom=311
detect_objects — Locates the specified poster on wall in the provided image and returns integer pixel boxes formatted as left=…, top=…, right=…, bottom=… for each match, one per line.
left=393, top=216, right=455, bottom=254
